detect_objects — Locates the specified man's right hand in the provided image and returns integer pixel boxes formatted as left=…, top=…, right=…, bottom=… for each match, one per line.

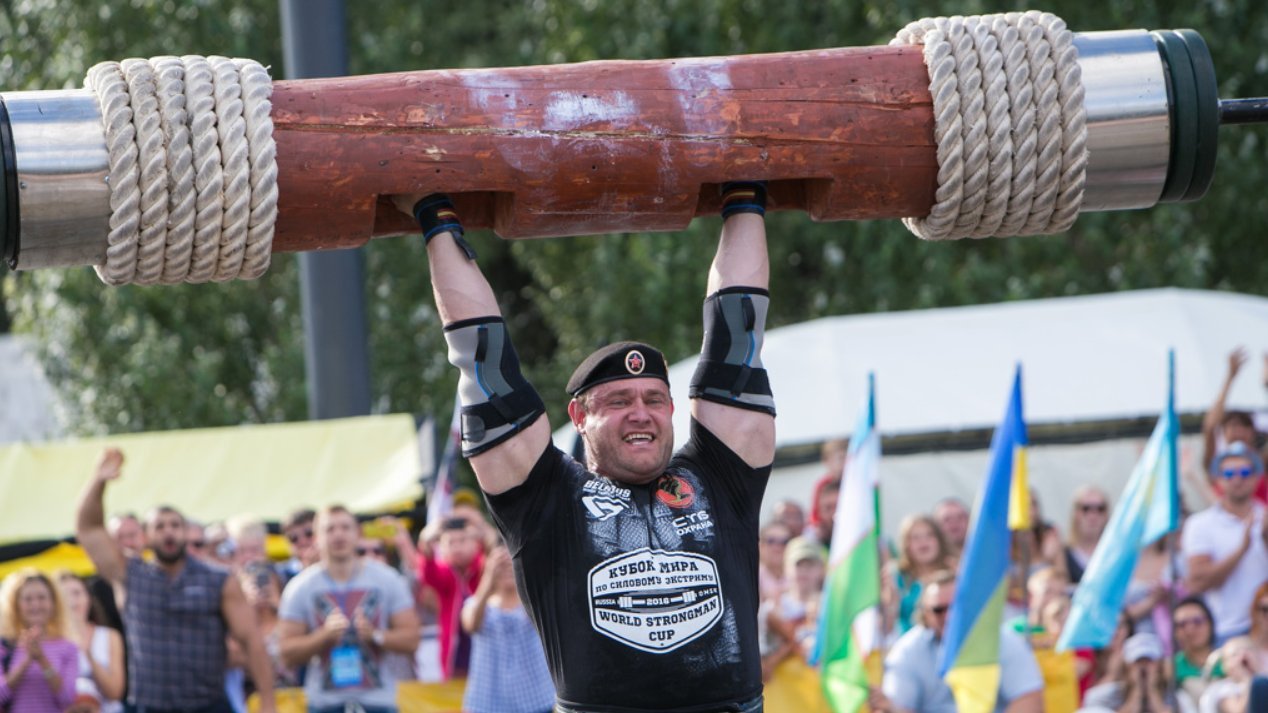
left=322, top=608, right=351, bottom=644
left=95, top=448, right=124, bottom=483
left=478, top=547, right=511, bottom=593
left=1228, top=347, right=1248, bottom=380
left=392, top=193, right=428, bottom=217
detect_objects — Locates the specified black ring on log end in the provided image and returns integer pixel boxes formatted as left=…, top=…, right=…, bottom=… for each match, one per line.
left=0, top=96, right=18, bottom=270
left=1152, top=31, right=1199, bottom=205
left=1176, top=29, right=1219, bottom=203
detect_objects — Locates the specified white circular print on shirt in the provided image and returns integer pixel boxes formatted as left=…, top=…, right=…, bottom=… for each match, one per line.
left=588, top=547, right=724, bottom=654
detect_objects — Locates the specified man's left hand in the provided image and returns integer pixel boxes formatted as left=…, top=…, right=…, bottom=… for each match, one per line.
left=353, top=612, right=376, bottom=643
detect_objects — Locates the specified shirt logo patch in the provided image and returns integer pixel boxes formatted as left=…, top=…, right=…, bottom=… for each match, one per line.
left=625, top=350, right=645, bottom=375
left=655, top=474, right=695, bottom=509
left=583, top=495, right=627, bottom=521
left=588, top=548, right=724, bottom=654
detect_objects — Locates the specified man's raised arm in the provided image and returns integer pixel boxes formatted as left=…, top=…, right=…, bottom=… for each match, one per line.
left=689, top=183, right=776, bottom=468
left=75, top=448, right=128, bottom=585
left=393, top=194, right=551, bottom=495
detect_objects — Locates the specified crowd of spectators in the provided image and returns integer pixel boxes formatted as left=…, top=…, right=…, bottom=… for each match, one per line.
left=0, top=349, right=1265, bottom=712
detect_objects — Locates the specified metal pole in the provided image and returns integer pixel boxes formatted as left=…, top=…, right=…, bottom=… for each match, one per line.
left=280, top=0, right=372, bottom=420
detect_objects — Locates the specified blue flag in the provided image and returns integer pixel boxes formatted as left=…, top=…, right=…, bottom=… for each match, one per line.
left=938, top=365, right=1028, bottom=713
left=1058, top=351, right=1180, bottom=650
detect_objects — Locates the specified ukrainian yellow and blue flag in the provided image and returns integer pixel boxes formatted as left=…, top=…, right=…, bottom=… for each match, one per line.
left=937, top=364, right=1029, bottom=713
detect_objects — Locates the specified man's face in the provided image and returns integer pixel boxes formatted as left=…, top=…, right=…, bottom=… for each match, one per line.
left=570, top=378, right=675, bottom=485
left=934, top=502, right=969, bottom=548
left=146, top=510, right=187, bottom=565
left=922, top=580, right=956, bottom=639
left=773, top=501, right=805, bottom=536
left=1217, top=455, right=1262, bottom=506
left=285, top=520, right=317, bottom=564
left=759, top=525, right=791, bottom=572
left=185, top=524, right=208, bottom=560
left=317, top=510, right=358, bottom=562
left=437, top=526, right=480, bottom=569
left=357, top=538, right=388, bottom=563
left=112, top=516, right=145, bottom=555
left=234, top=536, right=267, bottom=568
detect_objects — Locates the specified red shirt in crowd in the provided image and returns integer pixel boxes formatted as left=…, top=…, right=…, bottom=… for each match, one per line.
left=418, top=550, right=484, bottom=679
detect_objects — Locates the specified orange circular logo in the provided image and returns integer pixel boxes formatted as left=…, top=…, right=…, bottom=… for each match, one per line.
left=656, top=475, right=695, bottom=509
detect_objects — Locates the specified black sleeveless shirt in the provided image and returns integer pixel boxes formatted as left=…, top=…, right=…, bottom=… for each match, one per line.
left=486, top=418, right=770, bottom=712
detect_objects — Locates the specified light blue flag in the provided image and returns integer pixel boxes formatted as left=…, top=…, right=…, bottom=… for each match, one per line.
left=1058, top=351, right=1180, bottom=650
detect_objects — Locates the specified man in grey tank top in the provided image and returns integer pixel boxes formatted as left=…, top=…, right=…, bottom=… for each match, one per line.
left=75, top=448, right=278, bottom=713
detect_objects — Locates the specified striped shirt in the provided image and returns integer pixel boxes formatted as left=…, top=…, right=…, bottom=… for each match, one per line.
left=123, top=556, right=229, bottom=708
left=0, top=637, right=79, bottom=712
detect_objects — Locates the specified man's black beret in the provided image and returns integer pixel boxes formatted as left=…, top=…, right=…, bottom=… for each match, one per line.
left=566, top=341, right=670, bottom=397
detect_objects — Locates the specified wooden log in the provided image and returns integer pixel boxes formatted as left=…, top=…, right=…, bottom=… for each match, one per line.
left=269, top=44, right=936, bottom=252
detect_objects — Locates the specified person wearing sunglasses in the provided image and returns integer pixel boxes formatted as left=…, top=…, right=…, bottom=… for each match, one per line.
left=1172, top=595, right=1224, bottom=704
left=872, top=570, right=1043, bottom=712
left=757, top=522, right=792, bottom=602
left=1183, top=441, right=1268, bottom=644
left=1198, top=347, right=1267, bottom=508
left=1060, top=485, right=1112, bottom=584
left=279, top=508, right=318, bottom=585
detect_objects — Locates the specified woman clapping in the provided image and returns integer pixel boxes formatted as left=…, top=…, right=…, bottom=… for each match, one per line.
left=0, top=568, right=79, bottom=712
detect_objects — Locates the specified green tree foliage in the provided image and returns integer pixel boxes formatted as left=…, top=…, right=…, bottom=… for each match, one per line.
left=2, top=0, right=1265, bottom=434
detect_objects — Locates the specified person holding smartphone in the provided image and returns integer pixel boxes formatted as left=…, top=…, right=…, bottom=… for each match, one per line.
left=415, top=515, right=484, bottom=680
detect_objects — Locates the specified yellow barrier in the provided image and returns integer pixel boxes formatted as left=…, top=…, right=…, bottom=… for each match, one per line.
left=245, top=648, right=1075, bottom=713
left=763, top=657, right=833, bottom=713
left=248, top=680, right=467, bottom=713
left=1033, top=648, right=1079, bottom=713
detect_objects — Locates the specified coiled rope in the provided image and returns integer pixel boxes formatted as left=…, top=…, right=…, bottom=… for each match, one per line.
left=892, top=11, right=1088, bottom=240
left=80, top=17, right=1082, bottom=282
left=85, top=56, right=276, bottom=285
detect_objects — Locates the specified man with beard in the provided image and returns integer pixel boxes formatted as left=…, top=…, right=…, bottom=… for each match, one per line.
left=392, top=182, right=776, bottom=713
left=75, top=448, right=277, bottom=713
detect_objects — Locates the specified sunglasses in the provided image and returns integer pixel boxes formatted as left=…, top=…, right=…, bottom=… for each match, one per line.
left=1220, top=466, right=1257, bottom=480
left=287, top=528, right=314, bottom=544
left=1257, top=605, right=1268, bottom=616
left=1078, top=503, right=1108, bottom=514
left=763, top=537, right=790, bottom=546
left=928, top=605, right=950, bottom=616
left=357, top=546, right=385, bottom=556
left=188, top=540, right=207, bottom=549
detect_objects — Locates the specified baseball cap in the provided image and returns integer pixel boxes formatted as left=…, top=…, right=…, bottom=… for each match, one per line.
left=1123, top=632, right=1164, bottom=663
left=1209, top=441, right=1265, bottom=477
left=784, top=536, right=825, bottom=572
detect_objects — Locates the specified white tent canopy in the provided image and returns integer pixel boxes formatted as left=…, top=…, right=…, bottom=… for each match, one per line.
left=555, top=288, right=1268, bottom=451
left=0, top=336, right=62, bottom=445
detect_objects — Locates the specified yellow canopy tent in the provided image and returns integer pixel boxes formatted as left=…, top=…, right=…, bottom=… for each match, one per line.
left=0, top=414, right=428, bottom=571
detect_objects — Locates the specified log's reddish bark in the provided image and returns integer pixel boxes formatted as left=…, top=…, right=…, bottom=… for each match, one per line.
left=270, top=44, right=936, bottom=252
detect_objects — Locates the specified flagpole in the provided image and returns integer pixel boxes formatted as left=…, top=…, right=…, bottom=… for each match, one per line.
left=1017, top=533, right=1033, bottom=645
left=1165, top=349, right=1181, bottom=703
left=871, top=372, right=889, bottom=689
